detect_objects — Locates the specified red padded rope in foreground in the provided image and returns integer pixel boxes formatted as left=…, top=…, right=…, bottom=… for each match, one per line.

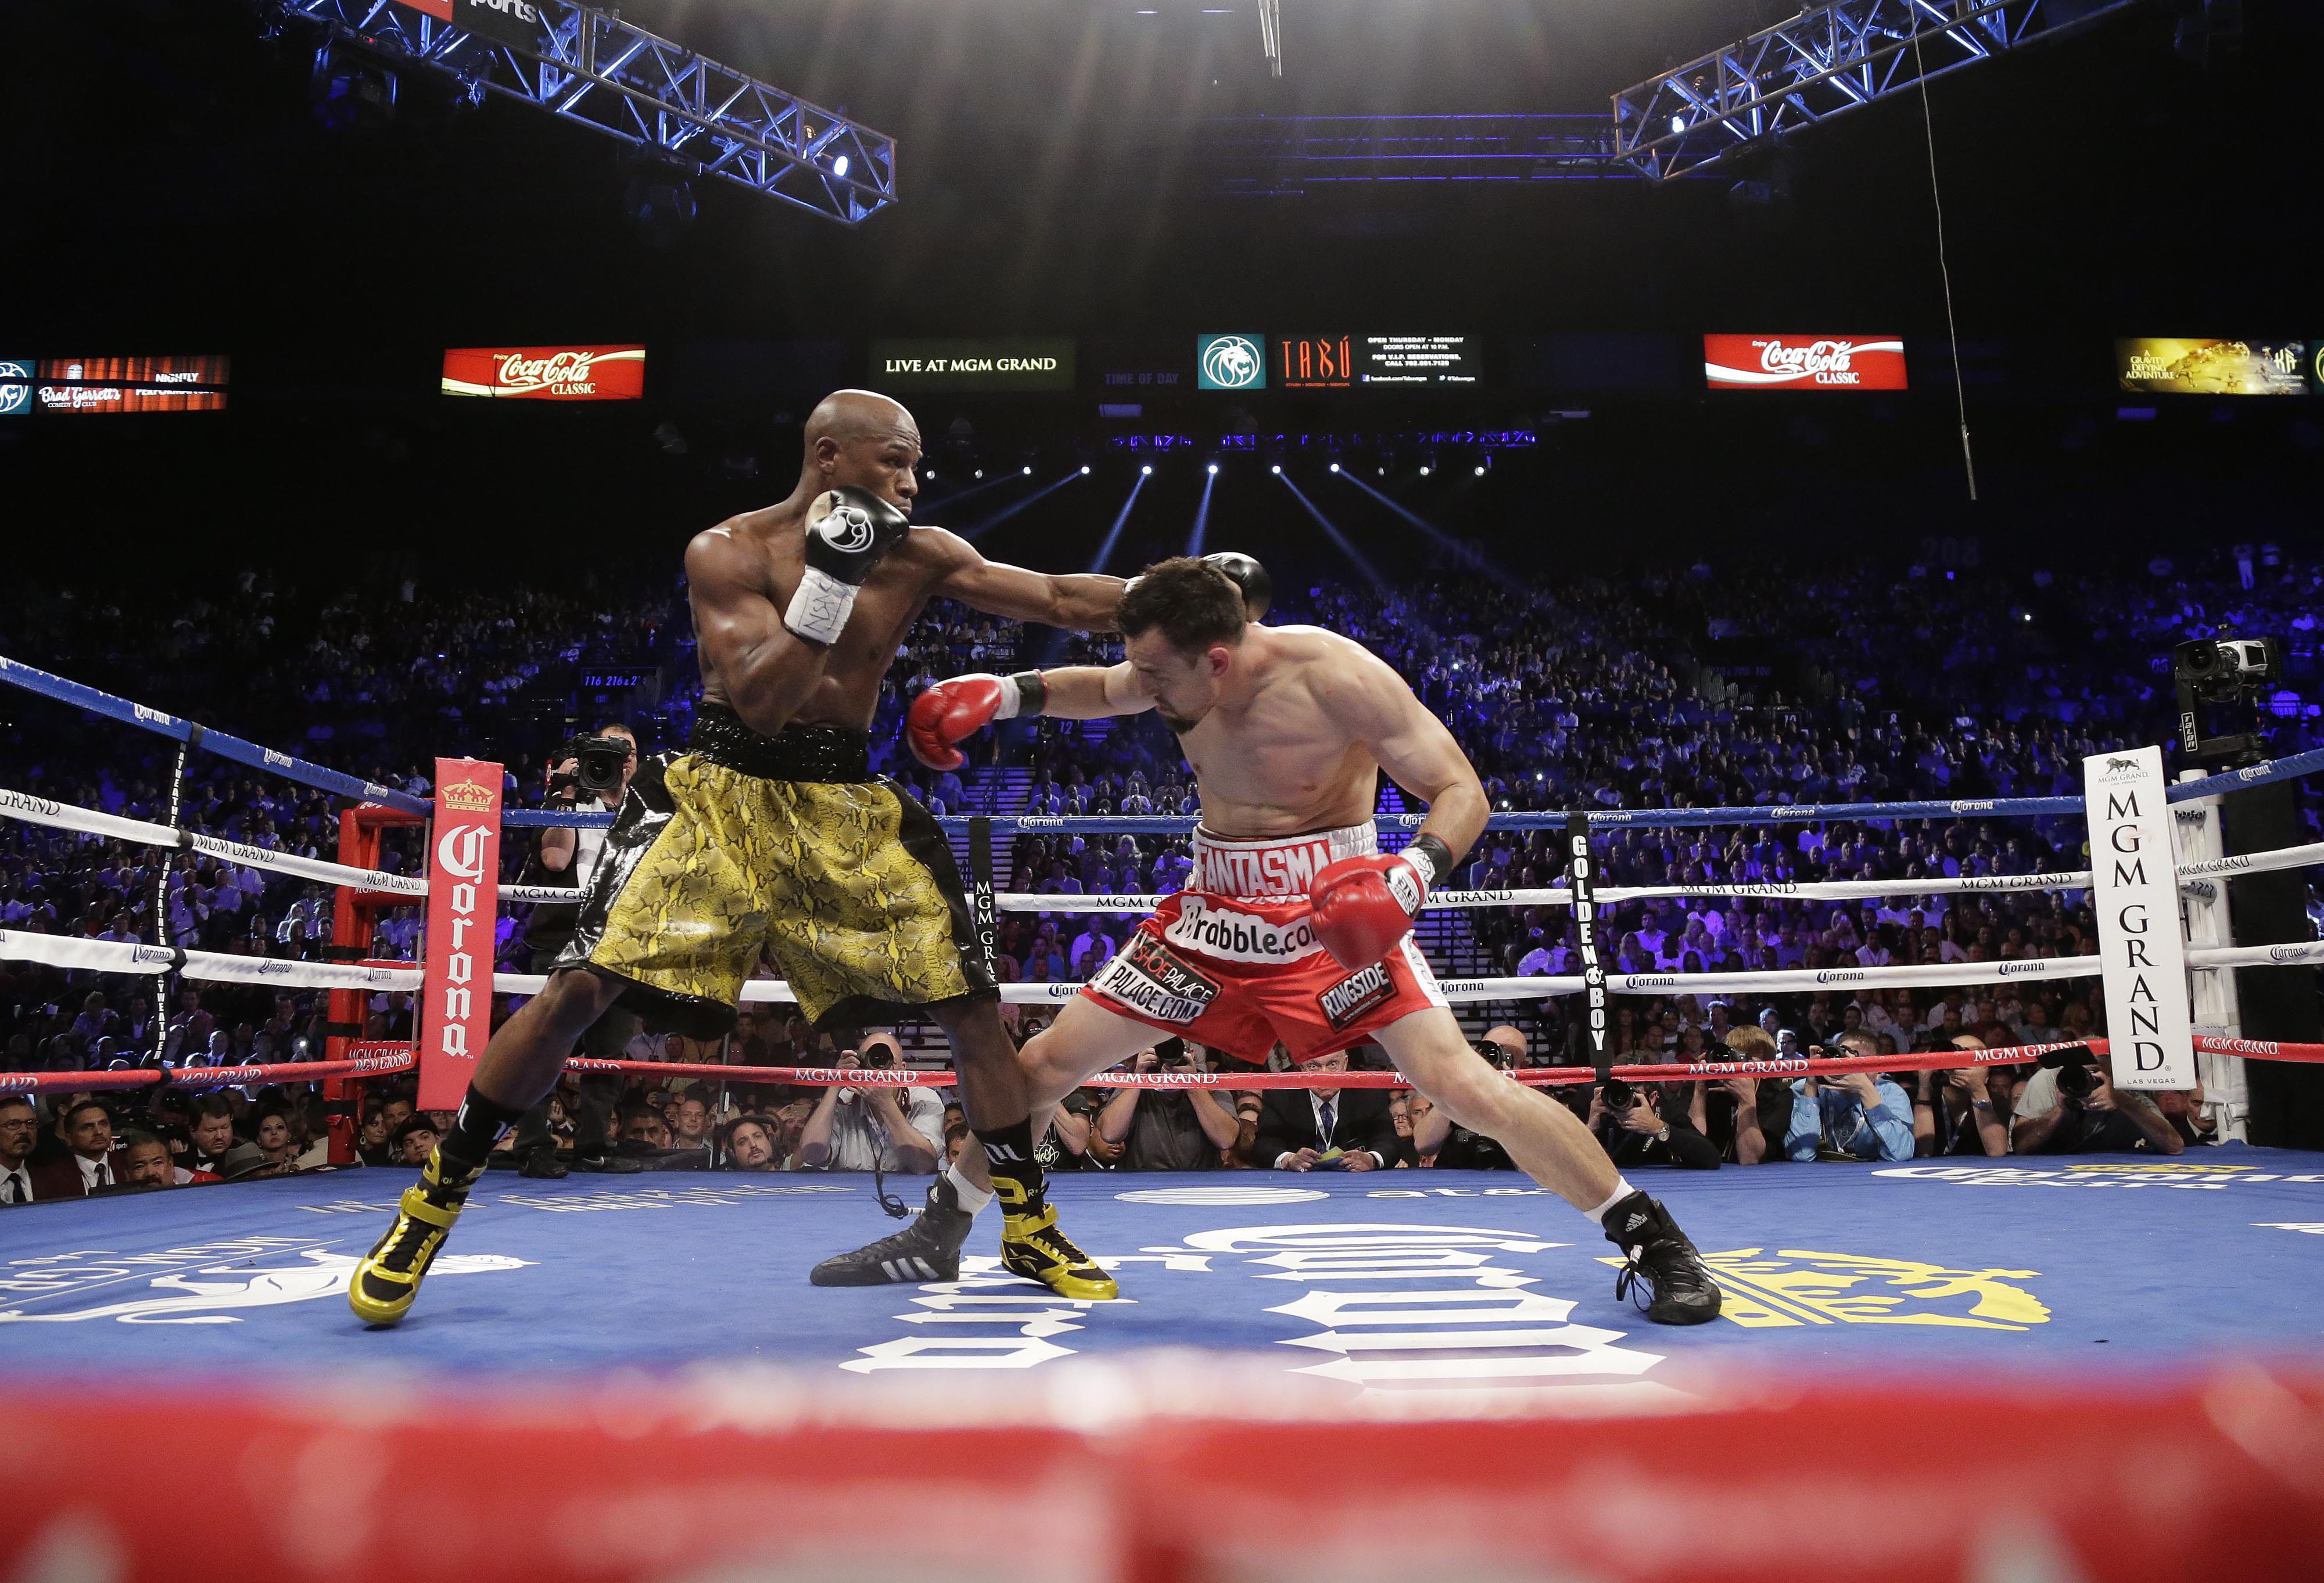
left=0, top=1046, right=415, bottom=1094
left=0, top=1365, right=2317, bottom=1583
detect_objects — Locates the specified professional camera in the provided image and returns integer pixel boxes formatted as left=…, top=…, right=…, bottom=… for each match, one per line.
left=2171, top=634, right=2283, bottom=768
left=1472, top=1037, right=1516, bottom=1070
left=2037, top=1043, right=2101, bottom=1102
left=1155, top=1036, right=1195, bottom=1068
left=547, top=734, right=634, bottom=801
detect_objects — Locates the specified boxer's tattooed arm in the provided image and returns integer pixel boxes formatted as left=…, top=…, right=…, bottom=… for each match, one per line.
left=1321, top=643, right=1490, bottom=873
left=923, top=527, right=1127, bottom=631
left=1032, top=663, right=1157, bottom=721
left=686, top=525, right=835, bottom=737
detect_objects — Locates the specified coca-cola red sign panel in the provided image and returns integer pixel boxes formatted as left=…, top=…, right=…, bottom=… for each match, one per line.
left=1703, top=335, right=1907, bottom=391
left=441, top=345, right=647, bottom=400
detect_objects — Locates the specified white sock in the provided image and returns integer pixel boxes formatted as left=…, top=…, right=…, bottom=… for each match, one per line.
left=1586, top=1177, right=1640, bottom=1223
left=946, top=1160, right=995, bottom=1216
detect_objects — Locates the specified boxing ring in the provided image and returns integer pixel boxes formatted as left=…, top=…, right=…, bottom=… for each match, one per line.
left=5, top=652, right=2324, bottom=1581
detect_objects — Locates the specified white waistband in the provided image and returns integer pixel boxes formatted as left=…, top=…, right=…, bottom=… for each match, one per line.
left=1190, top=821, right=1378, bottom=900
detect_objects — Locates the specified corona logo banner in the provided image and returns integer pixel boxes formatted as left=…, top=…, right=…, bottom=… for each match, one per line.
left=419, top=758, right=504, bottom=1109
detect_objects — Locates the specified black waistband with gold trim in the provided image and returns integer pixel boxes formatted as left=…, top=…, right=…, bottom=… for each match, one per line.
left=690, top=703, right=873, bottom=782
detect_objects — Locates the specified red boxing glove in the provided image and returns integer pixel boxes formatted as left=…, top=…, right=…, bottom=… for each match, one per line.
left=905, top=672, right=1044, bottom=771
left=1310, top=856, right=1419, bottom=970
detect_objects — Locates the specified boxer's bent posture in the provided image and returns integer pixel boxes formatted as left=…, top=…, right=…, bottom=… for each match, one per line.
left=351, top=391, right=1127, bottom=1324
left=817, top=557, right=1721, bottom=1324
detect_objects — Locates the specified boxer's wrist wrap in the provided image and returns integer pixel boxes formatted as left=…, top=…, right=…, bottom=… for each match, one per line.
left=1389, top=833, right=1455, bottom=916
left=784, top=566, right=858, bottom=647
left=1006, top=670, right=1047, bottom=719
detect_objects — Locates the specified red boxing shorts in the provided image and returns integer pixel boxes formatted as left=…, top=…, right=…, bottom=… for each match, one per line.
left=1080, top=821, right=1448, bottom=1064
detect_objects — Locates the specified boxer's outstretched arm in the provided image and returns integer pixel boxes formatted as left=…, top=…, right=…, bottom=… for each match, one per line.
left=686, top=527, right=833, bottom=737
left=1327, top=651, right=1491, bottom=868
left=925, top=528, right=1125, bottom=631
left=1030, top=663, right=1157, bottom=721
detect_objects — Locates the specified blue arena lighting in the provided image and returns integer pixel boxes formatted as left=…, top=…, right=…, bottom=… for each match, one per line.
left=1187, top=466, right=1218, bottom=557
left=1142, top=465, right=1154, bottom=476
left=1086, top=472, right=1150, bottom=576
left=1276, top=472, right=1389, bottom=591
left=920, top=468, right=1025, bottom=515
left=1337, top=467, right=1506, bottom=578
left=959, top=471, right=1084, bottom=541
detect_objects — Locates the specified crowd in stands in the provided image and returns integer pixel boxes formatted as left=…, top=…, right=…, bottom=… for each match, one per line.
left=2, top=540, right=2316, bottom=1205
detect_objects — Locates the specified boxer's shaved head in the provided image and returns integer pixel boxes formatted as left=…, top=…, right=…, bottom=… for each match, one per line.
left=803, top=389, right=921, bottom=512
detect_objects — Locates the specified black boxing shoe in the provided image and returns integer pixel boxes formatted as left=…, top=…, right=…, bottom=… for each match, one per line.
left=810, top=1175, right=974, bottom=1287
left=1602, top=1191, right=1722, bottom=1326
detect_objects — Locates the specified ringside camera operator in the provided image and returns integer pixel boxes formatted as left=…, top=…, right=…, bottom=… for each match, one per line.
left=1095, top=1038, right=1241, bottom=1171
left=797, top=1033, right=944, bottom=1174
left=1784, top=1029, right=1914, bottom=1163
left=2010, top=1045, right=2184, bottom=1157
left=508, top=724, right=644, bottom=1177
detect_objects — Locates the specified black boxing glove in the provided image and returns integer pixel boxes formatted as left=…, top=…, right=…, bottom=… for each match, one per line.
left=1202, top=551, right=1272, bottom=621
left=786, top=486, right=910, bottom=646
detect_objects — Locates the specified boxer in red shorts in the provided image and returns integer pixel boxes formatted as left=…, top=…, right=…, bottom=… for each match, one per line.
left=815, top=555, right=1720, bottom=1324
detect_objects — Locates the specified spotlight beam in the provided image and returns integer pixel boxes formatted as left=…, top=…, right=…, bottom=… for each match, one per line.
left=1086, top=473, right=1149, bottom=575
left=1277, top=473, right=1390, bottom=591
left=1186, top=468, right=1218, bottom=557
left=957, top=472, right=1086, bottom=542
left=919, top=469, right=1026, bottom=515
left=1335, top=468, right=1507, bottom=578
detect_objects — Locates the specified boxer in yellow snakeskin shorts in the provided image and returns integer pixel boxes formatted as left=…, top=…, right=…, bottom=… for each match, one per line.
left=568, top=705, right=994, bottom=1038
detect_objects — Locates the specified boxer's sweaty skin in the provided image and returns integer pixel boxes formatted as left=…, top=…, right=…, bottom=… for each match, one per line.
left=1043, top=622, right=1490, bottom=858
left=689, top=390, right=1121, bottom=738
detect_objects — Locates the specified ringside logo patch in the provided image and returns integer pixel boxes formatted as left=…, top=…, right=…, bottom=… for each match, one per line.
left=1319, top=962, right=1395, bottom=1029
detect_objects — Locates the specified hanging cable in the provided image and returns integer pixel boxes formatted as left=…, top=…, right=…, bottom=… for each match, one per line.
left=1913, top=31, right=1977, bottom=501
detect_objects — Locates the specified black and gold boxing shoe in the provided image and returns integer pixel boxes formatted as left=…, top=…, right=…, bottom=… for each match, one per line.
left=810, top=1176, right=975, bottom=1286
left=347, top=1146, right=487, bottom=1326
left=994, top=1174, right=1119, bottom=1301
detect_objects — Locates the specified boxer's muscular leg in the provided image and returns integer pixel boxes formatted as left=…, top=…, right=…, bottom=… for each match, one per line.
left=935, top=995, right=1161, bottom=1197
left=1373, top=1007, right=1620, bottom=1212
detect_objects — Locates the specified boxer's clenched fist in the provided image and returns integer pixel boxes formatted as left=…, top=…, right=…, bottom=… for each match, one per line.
left=1308, top=834, right=1453, bottom=970
left=906, top=670, right=1048, bottom=770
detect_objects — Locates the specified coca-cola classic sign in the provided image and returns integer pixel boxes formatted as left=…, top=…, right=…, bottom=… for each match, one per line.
left=1703, top=335, right=1907, bottom=390
left=441, top=345, right=647, bottom=400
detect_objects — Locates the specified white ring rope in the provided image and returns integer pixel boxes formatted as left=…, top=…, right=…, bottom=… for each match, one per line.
left=998, top=870, right=2096, bottom=914
left=2173, top=838, right=2324, bottom=883
left=0, top=786, right=427, bottom=898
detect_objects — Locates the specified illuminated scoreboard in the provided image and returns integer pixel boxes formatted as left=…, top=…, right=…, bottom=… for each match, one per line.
left=1278, top=335, right=1478, bottom=389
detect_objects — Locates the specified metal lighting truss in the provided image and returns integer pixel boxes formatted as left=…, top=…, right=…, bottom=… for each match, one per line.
left=1609, top=0, right=2142, bottom=181
left=281, top=0, right=895, bottom=224
left=1207, top=114, right=1627, bottom=193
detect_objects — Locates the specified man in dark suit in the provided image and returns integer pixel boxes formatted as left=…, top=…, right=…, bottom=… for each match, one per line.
left=1256, top=1047, right=1400, bottom=1172
left=30, top=1097, right=119, bottom=1199
left=0, top=1095, right=40, bottom=1205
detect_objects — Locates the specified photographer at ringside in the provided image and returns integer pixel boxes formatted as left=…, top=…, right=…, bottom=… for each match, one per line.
left=1096, top=1039, right=1242, bottom=1171
left=507, top=723, right=644, bottom=1177
left=797, top=1035, right=944, bottom=1175
left=2010, top=1045, right=2184, bottom=1157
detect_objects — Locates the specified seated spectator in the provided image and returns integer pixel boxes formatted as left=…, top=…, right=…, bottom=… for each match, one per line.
left=31, top=1099, right=117, bottom=1198
left=797, top=1042, right=942, bottom=1173
left=1, top=1094, right=38, bottom=1204
left=1256, top=1047, right=1398, bottom=1172
left=721, top=1115, right=782, bottom=1172
left=254, top=1108, right=300, bottom=1173
left=1587, top=1082, right=1719, bottom=1169
left=2010, top=1049, right=2184, bottom=1155
left=393, top=1114, right=441, bottom=1165
left=1784, top=1031, right=1914, bottom=1162
left=115, top=1129, right=182, bottom=1190
left=1096, top=1039, right=1240, bottom=1171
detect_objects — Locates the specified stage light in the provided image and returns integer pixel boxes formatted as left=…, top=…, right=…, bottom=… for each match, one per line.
left=1475, top=465, right=1486, bottom=477
left=1419, top=466, right=1431, bottom=477
left=1081, top=465, right=1092, bottom=475
left=1376, top=466, right=1386, bottom=477
left=1207, top=463, right=1219, bottom=475
left=1023, top=466, right=1034, bottom=476
left=1328, top=462, right=1340, bottom=473
left=1271, top=465, right=1282, bottom=475
left=924, top=470, right=935, bottom=480
left=1141, top=465, right=1153, bottom=476
left=831, top=155, right=850, bottom=179
left=1671, top=115, right=1685, bottom=135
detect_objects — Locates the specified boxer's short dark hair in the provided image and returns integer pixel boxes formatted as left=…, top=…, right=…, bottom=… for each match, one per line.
left=1120, top=557, right=1246, bottom=658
